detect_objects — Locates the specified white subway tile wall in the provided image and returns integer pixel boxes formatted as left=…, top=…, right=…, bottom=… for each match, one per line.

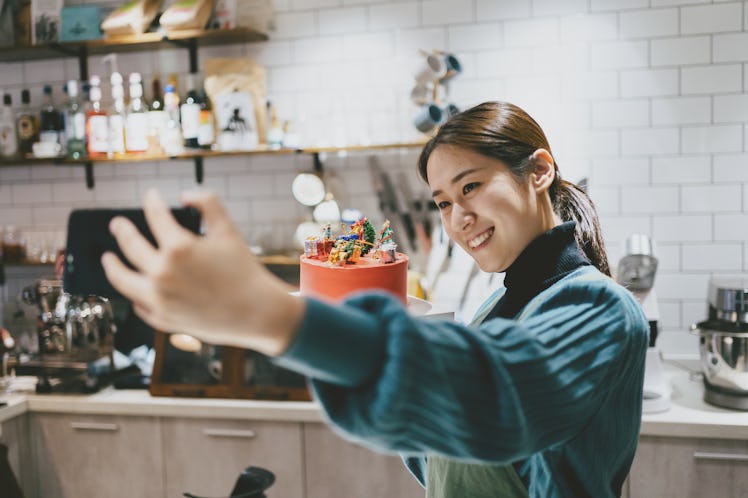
left=3, top=0, right=748, bottom=356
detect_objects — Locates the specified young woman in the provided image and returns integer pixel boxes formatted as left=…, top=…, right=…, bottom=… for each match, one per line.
left=103, top=101, right=648, bottom=498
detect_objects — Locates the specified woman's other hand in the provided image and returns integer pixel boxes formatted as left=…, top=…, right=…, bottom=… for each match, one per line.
left=101, top=189, right=304, bottom=356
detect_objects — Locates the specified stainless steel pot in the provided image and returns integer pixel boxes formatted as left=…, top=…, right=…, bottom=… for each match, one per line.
left=692, top=278, right=748, bottom=410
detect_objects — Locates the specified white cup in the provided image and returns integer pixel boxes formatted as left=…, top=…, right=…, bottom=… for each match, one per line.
left=413, top=104, right=443, bottom=133
left=414, top=54, right=448, bottom=85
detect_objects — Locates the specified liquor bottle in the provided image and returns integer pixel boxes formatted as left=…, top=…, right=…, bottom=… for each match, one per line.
left=108, top=72, right=126, bottom=157
left=197, top=88, right=214, bottom=149
left=180, top=75, right=200, bottom=149
left=161, top=84, right=183, bottom=156
left=39, top=84, right=63, bottom=146
left=147, top=77, right=167, bottom=154
left=64, top=80, right=87, bottom=159
left=86, top=75, right=109, bottom=157
left=0, top=94, right=18, bottom=159
left=16, top=89, right=38, bottom=156
left=125, top=72, right=149, bottom=153
left=266, top=102, right=283, bottom=150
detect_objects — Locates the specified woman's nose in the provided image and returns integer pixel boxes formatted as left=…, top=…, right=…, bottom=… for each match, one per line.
left=451, top=204, right=474, bottom=232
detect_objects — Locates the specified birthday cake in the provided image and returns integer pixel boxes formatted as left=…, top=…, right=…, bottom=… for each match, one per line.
left=299, top=219, right=409, bottom=304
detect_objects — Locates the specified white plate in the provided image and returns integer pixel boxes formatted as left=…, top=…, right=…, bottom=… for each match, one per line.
left=290, top=291, right=432, bottom=315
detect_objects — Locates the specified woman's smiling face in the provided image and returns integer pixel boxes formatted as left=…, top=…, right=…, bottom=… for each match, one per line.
left=427, top=145, right=548, bottom=273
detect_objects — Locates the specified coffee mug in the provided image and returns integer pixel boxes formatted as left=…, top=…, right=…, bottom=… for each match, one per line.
left=414, top=54, right=448, bottom=85
left=413, top=104, right=443, bottom=133
left=410, top=84, right=430, bottom=105
left=441, top=103, right=460, bottom=122
left=440, top=53, right=462, bottom=83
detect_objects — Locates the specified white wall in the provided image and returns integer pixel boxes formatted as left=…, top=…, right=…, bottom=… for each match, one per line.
left=3, top=0, right=748, bottom=356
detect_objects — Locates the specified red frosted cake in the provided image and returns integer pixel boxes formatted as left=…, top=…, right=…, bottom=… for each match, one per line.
left=299, top=219, right=409, bottom=304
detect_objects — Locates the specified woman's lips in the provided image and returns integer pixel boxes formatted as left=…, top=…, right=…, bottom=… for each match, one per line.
left=468, top=227, right=494, bottom=250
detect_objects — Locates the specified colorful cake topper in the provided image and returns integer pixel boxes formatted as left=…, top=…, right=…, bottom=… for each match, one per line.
left=302, top=217, right=398, bottom=265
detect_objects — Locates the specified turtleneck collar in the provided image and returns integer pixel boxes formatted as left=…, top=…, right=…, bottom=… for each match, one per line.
left=485, top=221, right=591, bottom=321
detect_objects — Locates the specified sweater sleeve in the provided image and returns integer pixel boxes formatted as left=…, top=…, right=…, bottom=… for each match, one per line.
left=276, top=277, right=648, bottom=464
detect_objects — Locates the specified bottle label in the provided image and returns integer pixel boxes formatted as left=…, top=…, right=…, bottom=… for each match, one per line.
left=39, top=130, right=59, bottom=143
left=125, top=113, right=149, bottom=152
left=180, top=103, right=200, bottom=139
left=17, top=115, right=36, bottom=141
left=197, top=109, right=214, bottom=146
left=0, top=124, right=17, bottom=157
left=109, top=115, right=125, bottom=154
left=73, top=113, right=86, bottom=140
left=87, top=114, right=109, bottom=153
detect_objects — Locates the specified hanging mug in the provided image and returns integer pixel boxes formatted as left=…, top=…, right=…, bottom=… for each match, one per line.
left=413, top=104, right=443, bottom=133
left=414, top=53, right=448, bottom=85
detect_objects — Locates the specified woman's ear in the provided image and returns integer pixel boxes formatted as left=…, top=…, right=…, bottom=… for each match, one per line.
left=530, top=149, right=555, bottom=193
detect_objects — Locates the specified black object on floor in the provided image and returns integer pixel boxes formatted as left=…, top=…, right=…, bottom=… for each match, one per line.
left=183, top=466, right=275, bottom=498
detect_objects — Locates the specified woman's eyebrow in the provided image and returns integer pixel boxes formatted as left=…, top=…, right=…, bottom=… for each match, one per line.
left=431, top=168, right=484, bottom=197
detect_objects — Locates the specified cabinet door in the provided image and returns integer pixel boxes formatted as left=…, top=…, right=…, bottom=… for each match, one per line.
left=303, top=422, right=424, bottom=498
left=1, top=413, right=35, bottom=498
left=31, top=413, right=164, bottom=498
left=629, top=436, right=748, bottom=498
left=162, top=418, right=303, bottom=498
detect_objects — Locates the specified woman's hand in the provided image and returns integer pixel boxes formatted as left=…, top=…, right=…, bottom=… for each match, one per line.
left=101, top=189, right=305, bottom=356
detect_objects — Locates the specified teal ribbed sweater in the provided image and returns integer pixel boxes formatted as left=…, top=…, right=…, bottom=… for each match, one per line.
left=278, top=265, right=648, bottom=497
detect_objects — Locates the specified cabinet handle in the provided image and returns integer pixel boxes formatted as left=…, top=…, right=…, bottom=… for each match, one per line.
left=693, top=451, right=748, bottom=462
left=202, top=428, right=256, bottom=439
left=70, top=422, right=119, bottom=432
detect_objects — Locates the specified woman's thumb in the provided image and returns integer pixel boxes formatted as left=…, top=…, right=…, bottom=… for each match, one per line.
left=181, top=190, right=237, bottom=236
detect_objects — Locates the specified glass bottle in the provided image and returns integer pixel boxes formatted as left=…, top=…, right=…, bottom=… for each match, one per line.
left=161, top=84, right=183, bottom=156
left=180, top=75, right=200, bottom=149
left=197, top=88, right=214, bottom=149
left=39, top=84, right=63, bottom=146
left=64, top=80, right=87, bottom=159
left=0, top=94, right=18, bottom=160
left=86, top=75, right=109, bottom=157
left=108, top=72, right=126, bottom=157
left=147, top=77, right=167, bottom=154
left=16, top=89, right=39, bottom=156
left=125, top=72, right=149, bottom=153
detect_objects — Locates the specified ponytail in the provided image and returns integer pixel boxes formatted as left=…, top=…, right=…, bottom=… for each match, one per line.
left=551, top=179, right=611, bottom=276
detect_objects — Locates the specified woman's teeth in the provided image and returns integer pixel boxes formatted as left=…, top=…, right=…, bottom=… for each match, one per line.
left=469, top=228, right=494, bottom=249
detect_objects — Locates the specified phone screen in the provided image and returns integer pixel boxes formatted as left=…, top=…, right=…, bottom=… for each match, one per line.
left=63, top=208, right=201, bottom=299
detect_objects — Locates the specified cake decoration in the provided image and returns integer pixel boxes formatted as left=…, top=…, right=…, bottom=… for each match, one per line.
left=299, top=216, right=409, bottom=304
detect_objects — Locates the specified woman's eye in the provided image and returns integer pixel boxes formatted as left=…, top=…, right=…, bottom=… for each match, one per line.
left=436, top=200, right=450, bottom=210
left=463, top=182, right=479, bottom=195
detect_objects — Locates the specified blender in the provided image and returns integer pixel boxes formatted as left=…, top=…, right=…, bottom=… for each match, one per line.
left=616, top=234, right=670, bottom=413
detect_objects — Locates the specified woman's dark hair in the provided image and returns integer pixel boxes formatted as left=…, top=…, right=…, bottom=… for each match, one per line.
left=417, top=101, right=611, bottom=276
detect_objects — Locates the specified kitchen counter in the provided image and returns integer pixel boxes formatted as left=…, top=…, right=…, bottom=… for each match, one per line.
left=1, top=362, right=747, bottom=438
left=641, top=360, right=748, bottom=440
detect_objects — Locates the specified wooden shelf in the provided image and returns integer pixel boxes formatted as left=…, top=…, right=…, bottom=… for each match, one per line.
left=0, top=141, right=428, bottom=167
left=0, top=27, right=268, bottom=63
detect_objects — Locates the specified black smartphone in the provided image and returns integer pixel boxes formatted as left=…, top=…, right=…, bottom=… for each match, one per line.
left=63, top=208, right=202, bottom=299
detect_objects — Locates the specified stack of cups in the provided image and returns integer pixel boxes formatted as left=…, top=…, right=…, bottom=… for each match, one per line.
left=411, top=52, right=462, bottom=133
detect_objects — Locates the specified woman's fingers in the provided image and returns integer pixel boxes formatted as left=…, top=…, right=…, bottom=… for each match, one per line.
left=108, top=215, right=159, bottom=271
left=101, top=251, right=155, bottom=305
left=181, top=190, right=238, bottom=237
left=143, top=189, right=194, bottom=249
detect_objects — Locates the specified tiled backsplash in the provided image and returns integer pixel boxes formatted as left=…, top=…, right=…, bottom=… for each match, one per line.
left=3, top=0, right=748, bottom=356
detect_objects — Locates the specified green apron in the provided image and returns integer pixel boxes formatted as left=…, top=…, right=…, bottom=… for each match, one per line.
left=425, top=288, right=528, bottom=498
left=427, top=456, right=528, bottom=498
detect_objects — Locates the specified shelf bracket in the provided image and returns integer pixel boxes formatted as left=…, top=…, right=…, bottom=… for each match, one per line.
left=194, top=156, right=204, bottom=184
left=84, top=162, right=94, bottom=189
left=312, top=152, right=324, bottom=175
left=168, top=37, right=199, bottom=74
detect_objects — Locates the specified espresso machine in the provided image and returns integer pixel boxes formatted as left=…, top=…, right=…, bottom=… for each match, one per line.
left=10, top=279, right=118, bottom=393
left=617, top=234, right=670, bottom=414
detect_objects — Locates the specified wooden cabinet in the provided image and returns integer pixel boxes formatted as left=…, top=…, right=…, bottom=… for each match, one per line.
left=303, top=422, right=424, bottom=498
left=30, top=413, right=164, bottom=498
left=161, top=417, right=303, bottom=498
left=629, top=436, right=748, bottom=498
left=1, top=413, right=34, bottom=497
